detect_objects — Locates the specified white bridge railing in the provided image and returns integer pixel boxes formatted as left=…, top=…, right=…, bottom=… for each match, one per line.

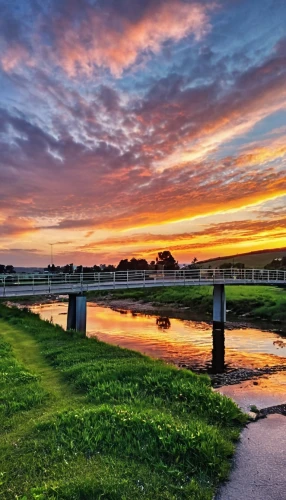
left=0, top=268, right=285, bottom=297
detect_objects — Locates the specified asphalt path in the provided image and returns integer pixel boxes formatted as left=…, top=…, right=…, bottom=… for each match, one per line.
left=216, top=414, right=286, bottom=499
left=217, top=375, right=286, bottom=499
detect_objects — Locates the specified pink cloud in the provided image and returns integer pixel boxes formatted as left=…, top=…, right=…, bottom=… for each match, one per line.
left=0, top=44, right=32, bottom=72
left=46, top=1, right=211, bottom=77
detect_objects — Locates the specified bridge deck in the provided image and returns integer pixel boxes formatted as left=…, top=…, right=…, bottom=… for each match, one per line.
left=1, top=269, right=285, bottom=298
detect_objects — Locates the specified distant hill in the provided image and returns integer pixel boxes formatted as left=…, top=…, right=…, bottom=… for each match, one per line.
left=197, top=247, right=286, bottom=269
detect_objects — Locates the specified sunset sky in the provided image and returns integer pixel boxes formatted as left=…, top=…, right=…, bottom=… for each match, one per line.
left=0, top=0, right=285, bottom=267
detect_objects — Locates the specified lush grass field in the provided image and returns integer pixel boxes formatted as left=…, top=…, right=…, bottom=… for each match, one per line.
left=90, top=285, right=286, bottom=324
left=0, top=305, right=246, bottom=499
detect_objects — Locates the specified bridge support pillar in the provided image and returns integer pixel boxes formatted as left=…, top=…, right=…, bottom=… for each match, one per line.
left=67, top=294, right=86, bottom=335
left=212, top=327, right=225, bottom=373
left=213, top=284, right=226, bottom=329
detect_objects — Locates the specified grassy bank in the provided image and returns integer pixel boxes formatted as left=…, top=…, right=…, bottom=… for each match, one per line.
left=0, top=305, right=246, bottom=499
left=89, top=285, right=286, bottom=324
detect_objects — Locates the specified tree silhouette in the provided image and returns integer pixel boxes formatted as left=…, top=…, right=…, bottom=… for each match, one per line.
left=188, top=257, right=198, bottom=270
left=5, top=265, right=15, bottom=274
left=117, top=258, right=149, bottom=271
left=156, top=251, right=179, bottom=270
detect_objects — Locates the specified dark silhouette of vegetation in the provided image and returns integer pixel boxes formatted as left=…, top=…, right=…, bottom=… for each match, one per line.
left=0, top=265, right=15, bottom=274
left=156, top=251, right=179, bottom=270
left=219, top=262, right=245, bottom=269
left=117, top=258, right=149, bottom=271
left=62, top=263, right=75, bottom=274
left=44, top=264, right=115, bottom=274
left=100, top=264, right=116, bottom=272
left=4, top=252, right=286, bottom=276
left=264, top=256, right=286, bottom=270
left=186, top=257, right=199, bottom=270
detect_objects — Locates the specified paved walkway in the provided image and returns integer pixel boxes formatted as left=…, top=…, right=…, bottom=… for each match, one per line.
left=216, top=414, right=286, bottom=499
left=216, top=374, right=286, bottom=499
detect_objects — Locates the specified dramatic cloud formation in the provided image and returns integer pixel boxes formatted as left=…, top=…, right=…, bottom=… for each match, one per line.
left=53, top=1, right=211, bottom=77
left=0, top=0, right=212, bottom=76
left=0, top=0, right=285, bottom=266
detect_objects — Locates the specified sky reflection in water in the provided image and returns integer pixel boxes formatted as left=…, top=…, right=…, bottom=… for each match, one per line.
left=31, top=302, right=286, bottom=372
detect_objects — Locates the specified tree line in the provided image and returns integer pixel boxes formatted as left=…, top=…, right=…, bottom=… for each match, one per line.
left=44, top=251, right=179, bottom=274
left=1, top=253, right=286, bottom=275
left=0, top=265, right=15, bottom=274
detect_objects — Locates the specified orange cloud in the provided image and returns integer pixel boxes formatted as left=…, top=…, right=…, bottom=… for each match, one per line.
left=0, top=216, right=38, bottom=238
left=234, top=138, right=286, bottom=168
left=77, top=216, right=286, bottom=255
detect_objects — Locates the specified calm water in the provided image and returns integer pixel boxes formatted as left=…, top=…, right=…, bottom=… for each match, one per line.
left=30, top=302, right=286, bottom=373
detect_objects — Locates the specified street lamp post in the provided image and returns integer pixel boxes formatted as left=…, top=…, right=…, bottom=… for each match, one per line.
left=49, top=243, right=54, bottom=266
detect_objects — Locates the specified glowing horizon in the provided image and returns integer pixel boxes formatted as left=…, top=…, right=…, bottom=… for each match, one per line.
left=0, top=0, right=285, bottom=267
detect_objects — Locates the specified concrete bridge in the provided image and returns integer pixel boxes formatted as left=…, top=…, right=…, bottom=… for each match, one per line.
left=1, top=268, right=285, bottom=334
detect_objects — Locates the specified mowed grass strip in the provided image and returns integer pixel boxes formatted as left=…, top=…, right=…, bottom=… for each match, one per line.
left=0, top=336, right=48, bottom=431
left=0, top=305, right=246, bottom=499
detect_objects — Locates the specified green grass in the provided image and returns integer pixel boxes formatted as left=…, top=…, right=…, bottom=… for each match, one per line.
left=0, top=336, right=47, bottom=428
left=89, top=285, right=286, bottom=323
left=0, top=305, right=246, bottom=499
